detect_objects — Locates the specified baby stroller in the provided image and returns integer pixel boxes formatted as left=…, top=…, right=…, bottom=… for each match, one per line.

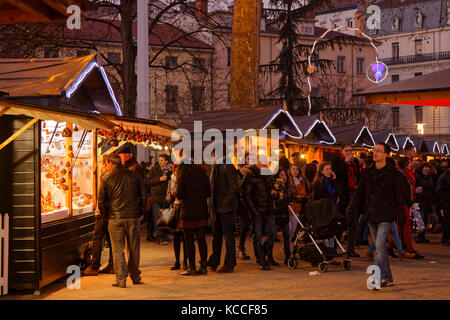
left=287, top=197, right=352, bottom=272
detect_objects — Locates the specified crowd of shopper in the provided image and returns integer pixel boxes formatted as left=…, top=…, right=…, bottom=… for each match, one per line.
left=82, top=142, right=450, bottom=289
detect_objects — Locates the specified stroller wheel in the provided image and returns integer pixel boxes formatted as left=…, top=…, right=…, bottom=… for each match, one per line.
left=288, top=258, right=297, bottom=270
left=318, top=262, right=328, bottom=273
left=343, top=260, right=351, bottom=271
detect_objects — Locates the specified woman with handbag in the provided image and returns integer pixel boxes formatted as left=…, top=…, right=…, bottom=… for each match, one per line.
left=166, top=165, right=188, bottom=271
left=176, top=163, right=211, bottom=275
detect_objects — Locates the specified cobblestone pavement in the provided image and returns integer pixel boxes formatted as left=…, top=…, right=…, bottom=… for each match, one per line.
left=3, top=230, right=450, bottom=300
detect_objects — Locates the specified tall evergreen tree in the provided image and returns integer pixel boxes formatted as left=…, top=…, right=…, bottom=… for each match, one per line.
left=262, top=0, right=357, bottom=115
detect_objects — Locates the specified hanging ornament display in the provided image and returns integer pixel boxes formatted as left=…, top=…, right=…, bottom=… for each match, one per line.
left=97, top=126, right=174, bottom=150
left=62, top=127, right=72, bottom=137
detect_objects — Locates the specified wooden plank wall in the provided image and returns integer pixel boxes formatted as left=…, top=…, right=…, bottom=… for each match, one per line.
left=0, top=115, right=39, bottom=291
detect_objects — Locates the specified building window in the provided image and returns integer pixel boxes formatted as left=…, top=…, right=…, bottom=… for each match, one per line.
left=415, top=106, right=423, bottom=124
left=165, top=56, right=178, bottom=70
left=356, top=57, right=365, bottom=75
left=391, top=74, right=400, bottom=83
left=107, top=52, right=121, bottom=65
left=192, top=86, right=205, bottom=112
left=165, top=85, right=178, bottom=113
left=337, top=56, right=345, bottom=74
left=337, top=88, right=345, bottom=106
left=76, top=50, right=90, bottom=57
left=392, top=17, right=400, bottom=31
left=415, top=72, right=423, bottom=77
left=346, top=18, right=353, bottom=28
left=44, top=48, right=59, bottom=58
left=392, top=42, right=399, bottom=60
left=192, top=57, right=206, bottom=72
left=355, top=96, right=365, bottom=106
left=227, top=83, right=231, bottom=104
left=227, top=47, right=231, bottom=67
left=414, top=11, right=423, bottom=28
left=332, top=21, right=339, bottom=28
left=415, top=39, right=423, bottom=55
left=392, top=107, right=400, bottom=128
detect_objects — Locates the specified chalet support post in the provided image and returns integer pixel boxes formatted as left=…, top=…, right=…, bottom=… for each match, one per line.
left=0, top=117, right=38, bottom=151
left=65, top=123, right=73, bottom=216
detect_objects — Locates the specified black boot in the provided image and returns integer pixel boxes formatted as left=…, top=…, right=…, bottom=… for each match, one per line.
left=387, top=247, right=398, bottom=258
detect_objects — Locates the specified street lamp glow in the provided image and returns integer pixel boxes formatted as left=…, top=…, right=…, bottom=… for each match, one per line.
left=417, top=123, right=424, bottom=135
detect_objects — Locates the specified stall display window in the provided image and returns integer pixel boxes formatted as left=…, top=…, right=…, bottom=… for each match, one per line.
left=40, top=121, right=70, bottom=223
left=40, top=121, right=95, bottom=222
left=72, top=129, right=94, bottom=215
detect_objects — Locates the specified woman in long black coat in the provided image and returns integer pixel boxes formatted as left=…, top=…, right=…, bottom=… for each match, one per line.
left=176, top=164, right=211, bottom=275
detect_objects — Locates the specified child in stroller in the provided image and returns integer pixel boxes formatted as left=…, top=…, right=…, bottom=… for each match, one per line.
left=287, top=197, right=351, bottom=272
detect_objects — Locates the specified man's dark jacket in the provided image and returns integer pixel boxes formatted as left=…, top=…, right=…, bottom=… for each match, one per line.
left=436, top=170, right=450, bottom=207
left=210, top=161, right=239, bottom=216
left=124, top=156, right=145, bottom=177
left=332, top=155, right=360, bottom=210
left=346, top=162, right=405, bottom=224
left=147, top=163, right=171, bottom=206
left=414, top=171, right=435, bottom=212
left=98, top=166, right=145, bottom=219
left=241, top=165, right=274, bottom=216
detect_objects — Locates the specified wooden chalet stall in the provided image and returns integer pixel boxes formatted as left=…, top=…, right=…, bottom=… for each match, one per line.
left=285, top=114, right=336, bottom=163
left=0, top=54, right=120, bottom=293
left=441, top=143, right=449, bottom=157
left=176, top=106, right=303, bottom=170
left=372, top=130, right=400, bottom=152
left=395, top=134, right=415, bottom=152
left=0, top=0, right=93, bottom=24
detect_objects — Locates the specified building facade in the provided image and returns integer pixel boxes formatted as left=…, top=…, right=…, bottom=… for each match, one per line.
left=365, top=0, right=450, bottom=140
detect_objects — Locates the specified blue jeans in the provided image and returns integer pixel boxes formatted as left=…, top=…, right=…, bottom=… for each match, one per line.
left=368, top=222, right=393, bottom=282
left=363, top=224, right=369, bottom=241
left=152, top=203, right=163, bottom=238
left=209, top=211, right=237, bottom=267
left=252, top=214, right=276, bottom=266
left=369, top=222, right=403, bottom=254
left=277, top=222, right=291, bottom=257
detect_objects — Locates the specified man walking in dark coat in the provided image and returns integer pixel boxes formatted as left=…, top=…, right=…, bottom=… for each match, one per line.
left=437, top=161, right=450, bottom=246
left=207, top=153, right=239, bottom=273
left=332, top=142, right=361, bottom=257
left=147, top=154, right=172, bottom=244
left=347, top=143, right=406, bottom=288
left=242, top=157, right=275, bottom=271
left=98, top=154, right=146, bottom=288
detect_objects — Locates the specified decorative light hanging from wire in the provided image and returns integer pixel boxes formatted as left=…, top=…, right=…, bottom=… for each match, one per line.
left=306, top=26, right=388, bottom=115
